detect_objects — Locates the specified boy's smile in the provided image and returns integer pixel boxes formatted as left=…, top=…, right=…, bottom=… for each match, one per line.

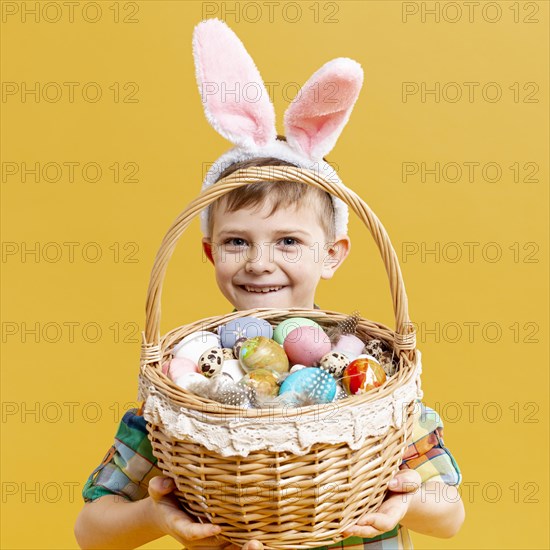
left=202, top=200, right=350, bottom=311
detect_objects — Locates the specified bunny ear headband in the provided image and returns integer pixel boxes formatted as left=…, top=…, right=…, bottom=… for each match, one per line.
left=193, top=18, right=364, bottom=237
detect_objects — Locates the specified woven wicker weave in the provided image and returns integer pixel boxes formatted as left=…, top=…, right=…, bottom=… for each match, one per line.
left=139, top=167, right=419, bottom=549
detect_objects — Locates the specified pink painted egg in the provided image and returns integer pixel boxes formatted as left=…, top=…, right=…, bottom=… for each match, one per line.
left=283, top=325, right=331, bottom=366
left=166, top=357, right=200, bottom=382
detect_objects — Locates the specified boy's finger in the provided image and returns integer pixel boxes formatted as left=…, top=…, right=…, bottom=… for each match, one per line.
left=343, top=525, right=384, bottom=538
left=356, top=512, right=397, bottom=533
left=148, top=476, right=175, bottom=499
left=242, top=541, right=264, bottom=550
left=388, top=470, right=421, bottom=492
left=174, top=518, right=221, bottom=540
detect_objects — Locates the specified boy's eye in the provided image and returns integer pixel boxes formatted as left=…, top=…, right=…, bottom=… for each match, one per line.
left=280, top=237, right=298, bottom=246
left=225, top=238, right=247, bottom=247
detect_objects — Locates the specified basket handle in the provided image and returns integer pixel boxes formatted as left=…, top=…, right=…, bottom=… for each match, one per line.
left=142, top=167, right=416, bottom=360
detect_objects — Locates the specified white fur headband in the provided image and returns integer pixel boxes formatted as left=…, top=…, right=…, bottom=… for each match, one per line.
left=192, top=19, right=364, bottom=237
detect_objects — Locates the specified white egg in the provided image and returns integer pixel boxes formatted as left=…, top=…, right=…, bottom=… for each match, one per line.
left=221, top=359, right=246, bottom=383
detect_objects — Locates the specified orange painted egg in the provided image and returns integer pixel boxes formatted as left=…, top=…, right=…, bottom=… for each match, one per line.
left=342, top=356, right=386, bottom=395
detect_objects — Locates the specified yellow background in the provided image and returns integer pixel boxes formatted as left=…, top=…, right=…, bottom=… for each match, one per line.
left=1, top=1, right=548, bottom=548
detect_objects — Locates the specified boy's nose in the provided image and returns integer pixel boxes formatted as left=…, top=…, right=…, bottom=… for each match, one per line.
left=245, top=243, right=276, bottom=273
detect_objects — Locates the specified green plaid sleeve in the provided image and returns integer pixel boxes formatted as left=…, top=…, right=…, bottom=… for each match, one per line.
left=82, top=408, right=162, bottom=502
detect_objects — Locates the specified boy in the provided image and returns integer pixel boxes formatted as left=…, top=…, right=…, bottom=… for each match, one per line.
left=75, top=157, right=465, bottom=549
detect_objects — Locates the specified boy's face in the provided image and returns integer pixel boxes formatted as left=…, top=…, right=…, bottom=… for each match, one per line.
left=202, top=199, right=350, bottom=311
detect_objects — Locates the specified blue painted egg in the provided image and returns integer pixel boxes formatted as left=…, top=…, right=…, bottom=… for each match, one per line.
left=218, top=317, right=273, bottom=348
left=279, top=367, right=337, bottom=404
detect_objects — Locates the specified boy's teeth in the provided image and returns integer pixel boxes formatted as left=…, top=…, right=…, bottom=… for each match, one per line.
left=244, top=286, right=283, bottom=293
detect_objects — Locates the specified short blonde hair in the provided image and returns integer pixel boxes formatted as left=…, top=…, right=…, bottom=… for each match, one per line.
left=208, top=156, right=336, bottom=242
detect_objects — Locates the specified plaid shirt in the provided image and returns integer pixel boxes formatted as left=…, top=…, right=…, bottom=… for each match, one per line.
left=83, top=401, right=461, bottom=549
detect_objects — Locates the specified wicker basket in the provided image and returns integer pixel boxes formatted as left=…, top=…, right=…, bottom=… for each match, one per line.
left=138, top=167, right=420, bottom=549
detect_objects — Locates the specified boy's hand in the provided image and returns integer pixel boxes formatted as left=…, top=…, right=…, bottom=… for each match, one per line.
left=148, top=476, right=264, bottom=550
left=342, top=470, right=421, bottom=539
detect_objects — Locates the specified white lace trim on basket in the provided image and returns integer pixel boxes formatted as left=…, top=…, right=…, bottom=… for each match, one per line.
left=140, top=352, right=423, bottom=458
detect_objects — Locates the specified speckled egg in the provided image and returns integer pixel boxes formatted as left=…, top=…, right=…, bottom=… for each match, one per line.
left=283, top=326, right=332, bottom=366
left=279, top=367, right=337, bottom=404
left=218, top=317, right=273, bottom=348
left=342, top=356, right=387, bottom=395
left=173, top=331, right=221, bottom=363
left=239, top=336, right=289, bottom=374
left=319, top=352, right=350, bottom=378
left=221, top=348, right=235, bottom=360
left=273, top=317, right=321, bottom=345
left=198, top=347, right=225, bottom=378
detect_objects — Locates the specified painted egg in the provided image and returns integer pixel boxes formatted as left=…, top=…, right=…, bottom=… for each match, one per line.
left=166, top=357, right=200, bottom=381
left=333, top=334, right=365, bottom=361
left=221, top=359, right=246, bottom=383
left=239, top=368, right=281, bottom=398
left=273, top=317, right=321, bottom=345
left=279, top=367, right=337, bottom=404
left=233, top=337, right=248, bottom=361
left=319, top=351, right=350, bottom=378
left=342, top=356, right=387, bottom=395
left=218, top=317, right=273, bottom=348
left=283, top=326, right=331, bottom=366
left=198, top=347, right=225, bottom=378
left=173, top=331, right=221, bottom=363
left=239, top=336, right=289, bottom=374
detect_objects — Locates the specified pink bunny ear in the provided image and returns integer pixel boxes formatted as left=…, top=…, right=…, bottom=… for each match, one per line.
left=192, top=19, right=277, bottom=149
left=284, top=58, right=363, bottom=159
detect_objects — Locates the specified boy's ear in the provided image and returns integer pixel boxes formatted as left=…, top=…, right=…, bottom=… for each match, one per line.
left=202, top=237, right=215, bottom=265
left=321, top=235, right=351, bottom=280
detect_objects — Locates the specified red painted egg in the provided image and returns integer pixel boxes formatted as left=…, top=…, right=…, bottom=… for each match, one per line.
left=342, top=356, right=386, bottom=395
